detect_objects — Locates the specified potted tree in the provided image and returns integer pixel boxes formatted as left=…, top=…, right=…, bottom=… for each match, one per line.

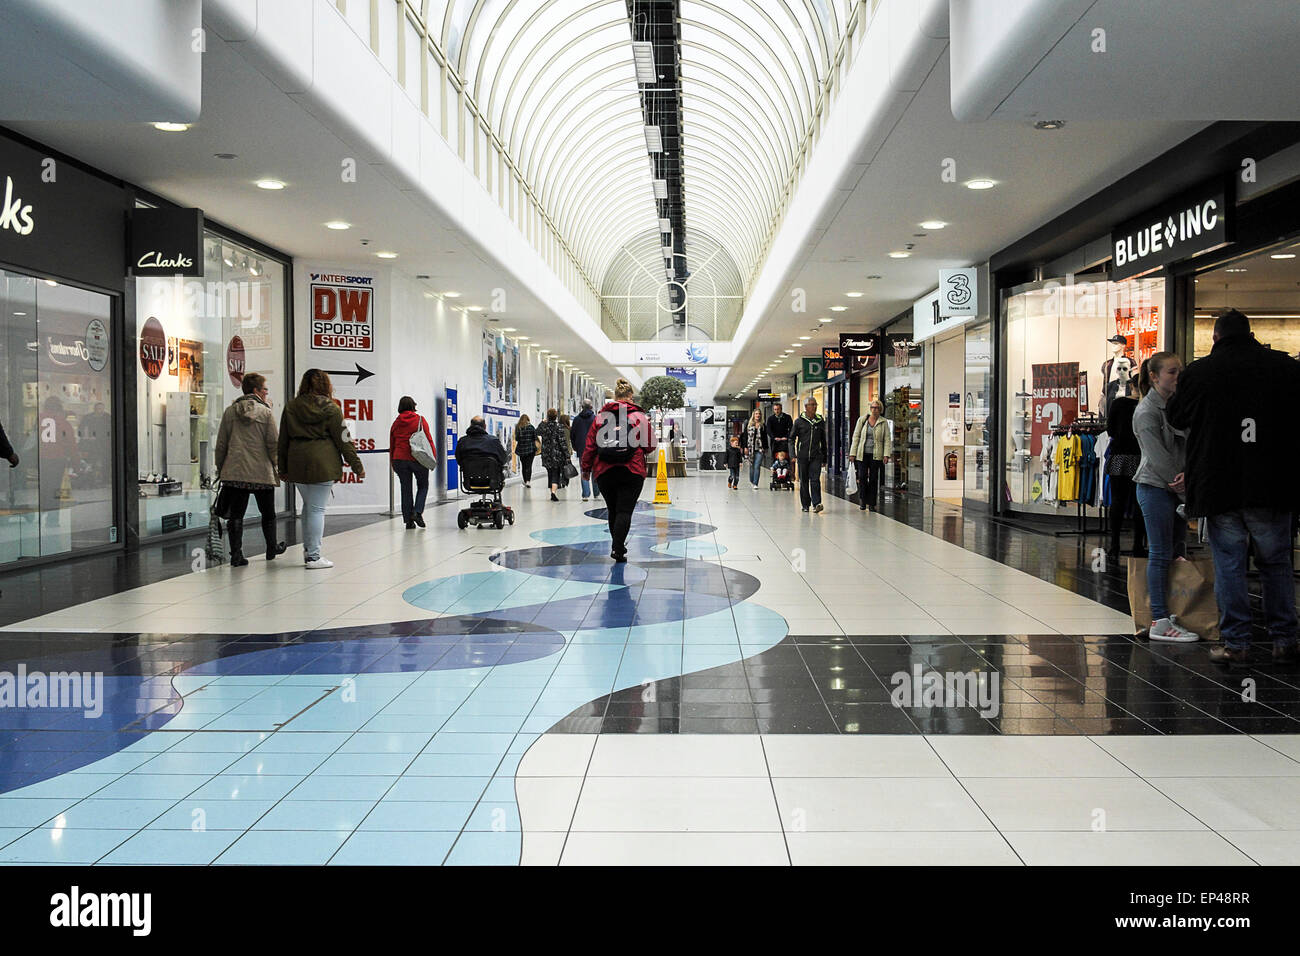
left=638, top=375, right=687, bottom=477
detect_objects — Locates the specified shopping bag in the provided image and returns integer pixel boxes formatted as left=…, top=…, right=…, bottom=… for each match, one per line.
left=845, top=465, right=858, bottom=495
left=408, top=417, right=438, bottom=469
left=205, top=512, right=226, bottom=567
left=210, top=480, right=234, bottom=519
left=1126, top=556, right=1220, bottom=641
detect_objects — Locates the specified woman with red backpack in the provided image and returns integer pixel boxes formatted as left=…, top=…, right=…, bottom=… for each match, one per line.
left=580, top=378, right=655, bottom=562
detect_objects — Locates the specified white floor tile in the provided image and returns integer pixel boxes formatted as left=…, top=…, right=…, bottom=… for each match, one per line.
left=927, top=735, right=1135, bottom=778
left=560, top=831, right=789, bottom=865
left=786, top=831, right=1022, bottom=866
left=1093, top=735, right=1300, bottom=777
left=571, top=777, right=782, bottom=832
left=761, top=735, right=952, bottom=777
left=587, top=734, right=769, bottom=777
left=771, top=777, right=993, bottom=831
left=962, top=777, right=1206, bottom=831
left=1004, top=830, right=1256, bottom=866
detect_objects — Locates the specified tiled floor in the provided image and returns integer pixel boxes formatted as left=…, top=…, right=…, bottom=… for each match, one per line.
left=0, top=473, right=1297, bottom=865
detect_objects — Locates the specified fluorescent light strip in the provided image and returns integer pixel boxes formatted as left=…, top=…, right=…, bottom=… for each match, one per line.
left=644, top=126, right=663, bottom=153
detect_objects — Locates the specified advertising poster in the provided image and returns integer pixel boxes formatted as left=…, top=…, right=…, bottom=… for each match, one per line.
left=446, top=387, right=459, bottom=491
left=1114, top=305, right=1160, bottom=369
left=297, top=266, right=385, bottom=510
left=1031, top=362, right=1080, bottom=453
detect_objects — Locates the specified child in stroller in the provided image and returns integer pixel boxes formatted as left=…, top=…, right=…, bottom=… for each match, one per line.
left=770, top=451, right=794, bottom=490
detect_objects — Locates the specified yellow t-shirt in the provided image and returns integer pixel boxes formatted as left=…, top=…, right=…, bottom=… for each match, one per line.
left=1055, top=434, right=1081, bottom=502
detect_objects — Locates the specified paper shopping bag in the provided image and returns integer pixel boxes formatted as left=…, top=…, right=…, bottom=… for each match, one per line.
left=1126, top=557, right=1220, bottom=641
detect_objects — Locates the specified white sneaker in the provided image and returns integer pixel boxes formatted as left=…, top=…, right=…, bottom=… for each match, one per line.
left=1149, top=615, right=1200, bottom=642
left=582, top=497, right=589, bottom=501
left=304, top=557, right=334, bottom=570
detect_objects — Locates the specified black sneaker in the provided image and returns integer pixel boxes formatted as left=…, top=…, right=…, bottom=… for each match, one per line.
left=802, top=507, right=809, bottom=512
left=405, top=521, right=416, bottom=529
left=813, top=503, right=824, bottom=514
left=413, top=514, right=425, bottom=528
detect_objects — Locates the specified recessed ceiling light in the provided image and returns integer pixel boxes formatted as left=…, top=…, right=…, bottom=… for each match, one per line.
left=1224, top=268, right=1248, bottom=273
left=152, top=122, right=190, bottom=132
left=866, top=274, right=883, bottom=279
left=964, top=179, right=996, bottom=190
left=830, top=305, right=847, bottom=311
left=888, top=251, right=911, bottom=259
left=517, top=336, right=529, bottom=340
left=502, top=327, right=516, bottom=332
left=213, top=152, right=238, bottom=160
left=376, top=251, right=398, bottom=259
left=444, top=291, right=460, bottom=297
left=919, top=220, right=947, bottom=230
left=1270, top=253, right=1296, bottom=260
left=799, top=335, right=811, bottom=340
left=467, top=305, right=483, bottom=310
left=1034, top=119, right=1066, bottom=130
left=845, top=291, right=863, bottom=297
left=818, top=317, right=833, bottom=323
left=255, top=179, right=285, bottom=190
left=325, top=221, right=350, bottom=230
left=44, top=279, right=58, bottom=287
left=539, top=349, right=551, bottom=354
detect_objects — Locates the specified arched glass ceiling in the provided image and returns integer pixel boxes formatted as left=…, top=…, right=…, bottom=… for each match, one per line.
left=415, top=0, right=854, bottom=310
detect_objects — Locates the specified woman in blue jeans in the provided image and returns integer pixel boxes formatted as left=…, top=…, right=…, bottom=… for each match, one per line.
left=743, top=409, right=767, bottom=488
left=1132, top=352, right=1198, bottom=642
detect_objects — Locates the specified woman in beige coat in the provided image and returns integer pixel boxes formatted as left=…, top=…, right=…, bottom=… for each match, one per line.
left=215, top=372, right=285, bottom=566
left=849, top=399, right=892, bottom=513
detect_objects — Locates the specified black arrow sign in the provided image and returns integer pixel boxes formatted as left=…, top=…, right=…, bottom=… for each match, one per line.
left=320, top=363, right=374, bottom=383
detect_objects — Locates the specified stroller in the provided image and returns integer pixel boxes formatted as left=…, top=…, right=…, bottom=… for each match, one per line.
left=769, top=454, right=794, bottom=491
left=457, top=457, right=515, bottom=529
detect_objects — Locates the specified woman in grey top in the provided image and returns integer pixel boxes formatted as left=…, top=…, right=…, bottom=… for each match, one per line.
left=1133, top=351, right=1198, bottom=643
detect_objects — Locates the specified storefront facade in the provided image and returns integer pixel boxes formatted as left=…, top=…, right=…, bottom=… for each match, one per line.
left=0, top=129, right=131, bottom=567
left=988, top=121, right=1300, bottom=522
left=0, top=127, right=294, bottom=571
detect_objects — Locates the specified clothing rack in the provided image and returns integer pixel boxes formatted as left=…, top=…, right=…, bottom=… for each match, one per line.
left=1050, top=416, right=1106, bottom=538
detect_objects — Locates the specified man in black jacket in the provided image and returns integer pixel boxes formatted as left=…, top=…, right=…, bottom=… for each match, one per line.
left=1167, top=309, right=1300, bottom=666
left=792, top=397, right=828, bottom=513
left=455, top=416, right=509, bottom=477
left=569, top=400, right=596, bottom=500
left=766, top=403, right=793, bottom=466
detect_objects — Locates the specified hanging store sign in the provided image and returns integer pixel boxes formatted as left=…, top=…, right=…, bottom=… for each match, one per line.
left=665, top=365, right=697, bottom=386
left=129, top=207, right=205, bottom=277
left=634, top=342, right=709, bottom=364
left=821, top=347, right=844, bottom=373
left=802, top=356, right=827, bottom=382
left=1110, top=180, right=1231, bottom=281
left=938, top=268, right=978, bottom=319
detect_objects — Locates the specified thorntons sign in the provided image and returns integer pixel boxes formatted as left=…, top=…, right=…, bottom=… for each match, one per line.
left=1110, top=180, right=1231, bottom=281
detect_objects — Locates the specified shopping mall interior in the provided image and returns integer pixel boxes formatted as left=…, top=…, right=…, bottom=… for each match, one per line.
left=0, top=0, right=1299, bottom=907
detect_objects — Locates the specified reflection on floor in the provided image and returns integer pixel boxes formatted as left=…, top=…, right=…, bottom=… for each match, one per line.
left=0, top=473, right=1297, bottom=865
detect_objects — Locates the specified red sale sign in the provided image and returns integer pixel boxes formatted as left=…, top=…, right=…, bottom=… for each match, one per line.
left=310, top=274, right=374, bottom=351
left=1031, top=362, right=1080, bottom=453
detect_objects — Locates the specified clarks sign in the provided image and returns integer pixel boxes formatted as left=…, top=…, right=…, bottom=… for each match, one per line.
left=129, top=207, right=204, bottom=277
left=1110, top=180, right=1231, bottom=281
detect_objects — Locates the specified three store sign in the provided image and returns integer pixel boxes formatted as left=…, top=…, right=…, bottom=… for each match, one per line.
left=1110, top=179, right=1232, bottom=281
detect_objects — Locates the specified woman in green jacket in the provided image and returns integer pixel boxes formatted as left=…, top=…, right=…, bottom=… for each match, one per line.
left=277, top=369, right=364, bottom=569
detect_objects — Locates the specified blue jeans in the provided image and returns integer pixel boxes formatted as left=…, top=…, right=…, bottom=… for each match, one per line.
left=1135, top=484, right=1186, bottom=621
left=749, top=452, right=763, bottom=486
left=580, top=475, right=591, bottom=498
left=392, top=459, right=428, bottom=522
left=296, top=481, right=333, bottom=561
left=1207, top=508, right=1298, bottom=651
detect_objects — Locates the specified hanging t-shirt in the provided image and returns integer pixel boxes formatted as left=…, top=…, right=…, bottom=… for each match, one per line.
left=1055, top=433, right=1082, bottom=502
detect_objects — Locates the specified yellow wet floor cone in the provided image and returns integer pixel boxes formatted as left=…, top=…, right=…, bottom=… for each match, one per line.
left=652, top=446, right=671, bottom=505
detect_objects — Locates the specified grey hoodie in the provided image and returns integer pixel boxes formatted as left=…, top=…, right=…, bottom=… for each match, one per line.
left=1132, top=388, right=1186, bottom=492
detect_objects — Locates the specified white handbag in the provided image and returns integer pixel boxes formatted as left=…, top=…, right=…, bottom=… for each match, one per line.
left=407, top=417, right=438, bottom=469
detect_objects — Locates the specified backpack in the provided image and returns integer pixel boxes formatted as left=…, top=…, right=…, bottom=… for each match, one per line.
left=595, top=407, right=639, bottom=463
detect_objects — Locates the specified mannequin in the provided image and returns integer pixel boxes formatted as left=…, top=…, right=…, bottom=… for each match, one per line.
left=1100, top=334, right=1129, bottom=416
left=1103, top=355, right=1132, bottom=418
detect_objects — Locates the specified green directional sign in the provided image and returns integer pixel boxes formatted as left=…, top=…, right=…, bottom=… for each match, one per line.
left=802, top=356, right=826, bottom=382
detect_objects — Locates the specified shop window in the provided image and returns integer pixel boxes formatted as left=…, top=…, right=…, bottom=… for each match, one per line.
left=135, top=235, right=287, bottom=537
left=963, top=321, right=992, bottom=507
left=1193, top=239, right=1300, bottom=359
left=1003, top=275, right=1164, bottom=514
left=1, top=271, right=116, bottom=564
left=883, top=326, right=923, bottom=494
